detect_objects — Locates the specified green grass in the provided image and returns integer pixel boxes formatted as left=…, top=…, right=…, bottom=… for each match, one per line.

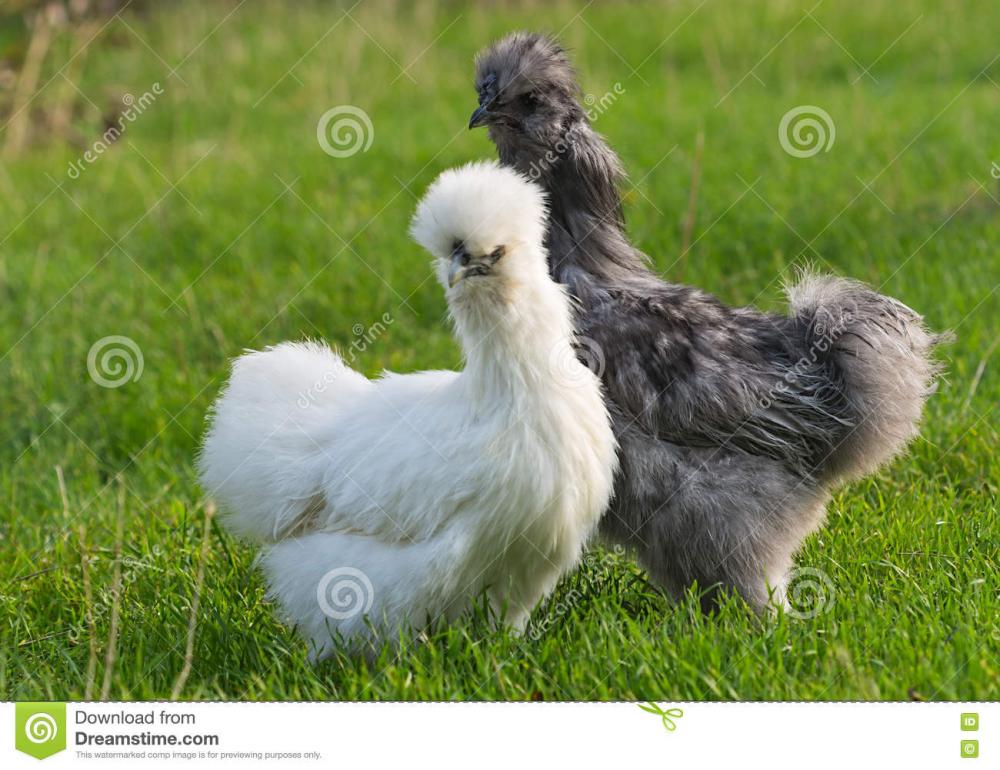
left=2, top=0, right=997, bottom=701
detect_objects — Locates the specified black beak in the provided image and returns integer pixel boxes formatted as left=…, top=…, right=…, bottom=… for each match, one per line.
left=468, top=105, right=491, bottom=129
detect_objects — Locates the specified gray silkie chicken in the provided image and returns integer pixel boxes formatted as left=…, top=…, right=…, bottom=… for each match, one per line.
left=470, top=32, right=947, bottom=611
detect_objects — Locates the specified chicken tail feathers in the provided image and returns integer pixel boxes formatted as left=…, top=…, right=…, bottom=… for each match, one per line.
left=786, top=270, right=950, bottom=482
left=198, top=341, right=372, bottom=542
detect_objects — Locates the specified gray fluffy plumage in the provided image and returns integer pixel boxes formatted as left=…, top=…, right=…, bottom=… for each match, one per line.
left=472, top=32, right=948, bottom=610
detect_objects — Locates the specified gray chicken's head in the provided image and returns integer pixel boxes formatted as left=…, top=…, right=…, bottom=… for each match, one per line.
left=470, top=32, right=584, bottom=171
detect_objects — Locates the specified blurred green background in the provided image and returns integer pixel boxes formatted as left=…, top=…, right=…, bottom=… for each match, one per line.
left=1, top=0, right=997, bottom=700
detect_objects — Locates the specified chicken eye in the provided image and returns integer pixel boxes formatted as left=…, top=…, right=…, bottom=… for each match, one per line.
left=519, top=92, right=539, bottom=109
left=489, top=245, right=506, bottom=262
left=451, top=240, right=470, bottom=265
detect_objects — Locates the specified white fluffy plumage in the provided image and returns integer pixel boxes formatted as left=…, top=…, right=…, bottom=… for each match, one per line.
left=199, top=162, right=617, bottom=658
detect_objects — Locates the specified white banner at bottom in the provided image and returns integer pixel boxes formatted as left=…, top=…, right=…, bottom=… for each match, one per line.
left=5, top=701, right=993, bottom=769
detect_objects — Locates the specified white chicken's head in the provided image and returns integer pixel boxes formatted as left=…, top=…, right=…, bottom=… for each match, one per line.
left=410, top=161, right=548, bottom=295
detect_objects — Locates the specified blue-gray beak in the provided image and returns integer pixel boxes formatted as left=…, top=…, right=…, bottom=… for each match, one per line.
left=468, top=105, right=491, bottom=129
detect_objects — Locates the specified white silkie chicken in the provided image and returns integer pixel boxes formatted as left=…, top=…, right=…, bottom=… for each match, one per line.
left=199, top=162, right=618, bottom=658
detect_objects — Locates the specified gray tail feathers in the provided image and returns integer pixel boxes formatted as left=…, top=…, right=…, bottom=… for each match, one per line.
left=786, top=271, right=949, bottom=483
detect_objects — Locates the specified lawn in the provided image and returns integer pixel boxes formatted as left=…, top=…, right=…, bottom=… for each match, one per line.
left=1, top=0, right=997, bottom=701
